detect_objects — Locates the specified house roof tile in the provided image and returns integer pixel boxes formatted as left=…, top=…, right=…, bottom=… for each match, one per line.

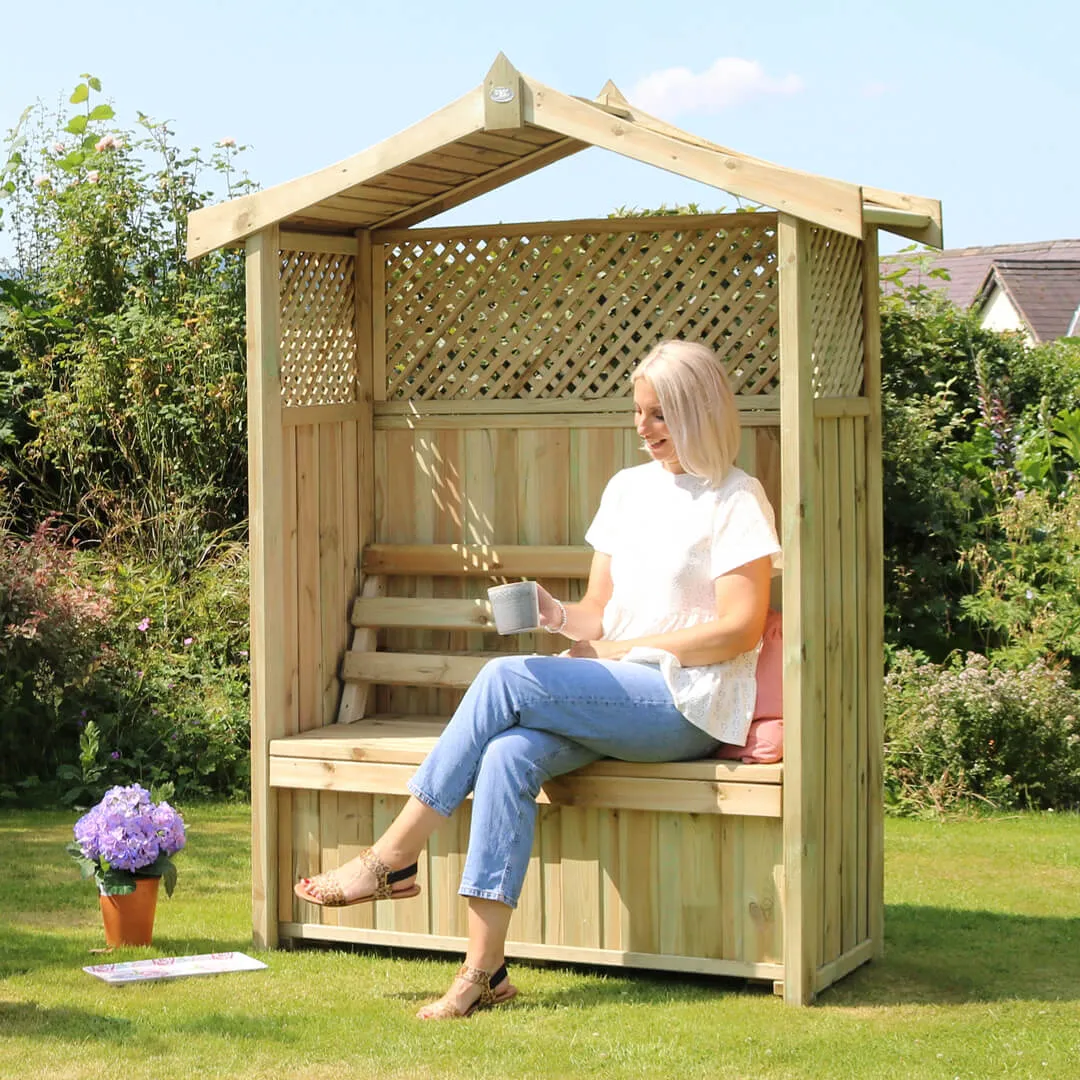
left=882, top=239, right=1080, bottom=309
left=978, top=259, right=1080, bottom=343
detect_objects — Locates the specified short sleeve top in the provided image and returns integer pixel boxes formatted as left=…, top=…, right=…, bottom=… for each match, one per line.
left=584, top=461, right=782, bottom=743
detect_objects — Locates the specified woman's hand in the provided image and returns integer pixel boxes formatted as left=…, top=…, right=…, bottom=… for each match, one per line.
left=535, top=585, right=564, bottom=632
left=567, top=639, right=627, bottom=660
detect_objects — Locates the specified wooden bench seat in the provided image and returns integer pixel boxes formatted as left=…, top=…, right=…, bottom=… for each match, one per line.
left=269, top=716, right=783, bottom=817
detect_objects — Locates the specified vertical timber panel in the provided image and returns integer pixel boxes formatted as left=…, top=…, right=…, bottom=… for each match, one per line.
left=743, top=817, right=784, bottom=964
left=295, top=427, right=321, bottom=731
left=779, top=215, right=824, bottom=1004
left=319, top=424, right=344, bottom=726
left=862, top=227, right=886, bottom=960
left=854, top=416, right=870, bottom=944
left=839, top=417, right=860, bottom=954
left=560, top=808, right=601, bottom=948
left=318, top=791, right=341, bottom=928
left=821, top=419, right=842, bottom=966
left=680, top=814, right=724, bottom=959
left=657, top=813, right=684, bottom=956
left=337, top=793, right=375, bottom=931
left=620, top=809, right=659, bottom=954
left=247, top=226, right=285, bottom=949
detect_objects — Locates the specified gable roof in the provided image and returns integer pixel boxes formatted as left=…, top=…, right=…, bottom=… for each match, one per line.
left=186, top=55, right=941, bottom=259
left=882, top=238, right=1080, bottom=308
left=976, top=259, right=1080, bottom=343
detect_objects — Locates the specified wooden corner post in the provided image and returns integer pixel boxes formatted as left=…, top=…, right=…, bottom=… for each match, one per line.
left=778, top=214, right=825, bottom=1005
left=861, top=225, right=886, bottom=960
left=246, top=225, right=286, bottom=949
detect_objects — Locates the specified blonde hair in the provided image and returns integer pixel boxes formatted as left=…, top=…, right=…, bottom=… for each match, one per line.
left=631, top=339, right=741, bottom=486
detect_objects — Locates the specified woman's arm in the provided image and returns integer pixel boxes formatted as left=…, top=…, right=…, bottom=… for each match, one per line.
left=536, top=552, right=613, bottom=642
left=567, top=555, right=772, bottom=667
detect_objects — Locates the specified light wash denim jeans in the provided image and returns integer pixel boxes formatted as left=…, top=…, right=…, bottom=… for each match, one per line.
left=407, top=654, right=719, bottom=908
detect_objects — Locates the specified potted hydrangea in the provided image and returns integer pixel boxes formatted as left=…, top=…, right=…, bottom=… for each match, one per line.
left=67, top=784, right=186, bottom=946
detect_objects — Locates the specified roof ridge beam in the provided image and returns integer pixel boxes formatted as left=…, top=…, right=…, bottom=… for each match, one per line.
left=186, top=89, right=486, bottom=259
left=523, top=74, right=864, bottom=237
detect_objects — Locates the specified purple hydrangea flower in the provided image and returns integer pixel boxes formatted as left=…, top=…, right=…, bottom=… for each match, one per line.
left=72, top=784, right=186, bottom=872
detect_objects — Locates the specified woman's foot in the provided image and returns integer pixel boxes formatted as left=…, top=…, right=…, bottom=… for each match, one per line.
left=416, top=962, right=518, bottom=1020
left=294, top=847, right=419, bottom=908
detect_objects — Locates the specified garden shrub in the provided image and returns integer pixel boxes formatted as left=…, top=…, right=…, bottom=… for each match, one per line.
left=0, top=77, right=251, bottom=569
left=78, top=547, right=251, bottom=802
left=0, top=517, right=111, bottom=800
left=0, top=517, right=250, bottom=808
left=961, top=482, right=1080, bottom=673
left=884, top=649, right=1080, bottom=815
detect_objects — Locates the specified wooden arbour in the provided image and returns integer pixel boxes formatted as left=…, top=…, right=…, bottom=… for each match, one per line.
left=188, top=55, right=942, bottom=1005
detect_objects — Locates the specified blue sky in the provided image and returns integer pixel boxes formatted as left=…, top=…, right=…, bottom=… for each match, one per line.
left=1, top=0, right=1076, bottom=254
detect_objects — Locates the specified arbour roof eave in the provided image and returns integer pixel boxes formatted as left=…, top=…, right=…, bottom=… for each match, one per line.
left=185, top=56, right=942, bottom=260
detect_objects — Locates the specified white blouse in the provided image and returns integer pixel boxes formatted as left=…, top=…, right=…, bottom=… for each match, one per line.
left=584, top=461, right=782, bottom=744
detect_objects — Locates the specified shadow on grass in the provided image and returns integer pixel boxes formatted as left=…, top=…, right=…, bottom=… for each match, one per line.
left=823, top=903, right=1080, bottom=1006
left=0, top=1001, right=134, bottom=1039
left=313, top=941, right=764, bottom=1008
left=319, top=902, right=1080, bottom=1011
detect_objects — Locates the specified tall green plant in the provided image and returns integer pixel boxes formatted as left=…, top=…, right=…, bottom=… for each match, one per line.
left=0, top=77, right=253, bottom=570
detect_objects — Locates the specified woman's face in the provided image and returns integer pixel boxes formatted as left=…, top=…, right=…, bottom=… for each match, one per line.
left=634, top=376, right=684, bottom=474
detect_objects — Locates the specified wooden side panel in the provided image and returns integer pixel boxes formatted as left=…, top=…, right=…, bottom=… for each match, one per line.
left=839, top=417, right=860, bottom=955
left=812, top=414, right=872, bottom=978
left=821, top=420, right=842, bottom=965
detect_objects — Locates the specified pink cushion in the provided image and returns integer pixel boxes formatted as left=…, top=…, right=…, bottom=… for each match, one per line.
left=713, top=609, right=783, bottom=763
left=753, top=608, right=783, bottom=721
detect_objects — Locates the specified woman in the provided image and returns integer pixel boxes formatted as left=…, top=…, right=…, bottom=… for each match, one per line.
left=294, top=339, right=782, bottom=1019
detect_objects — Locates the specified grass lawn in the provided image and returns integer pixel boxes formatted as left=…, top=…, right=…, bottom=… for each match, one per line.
left=0, top=806, right=1077, bottom=1079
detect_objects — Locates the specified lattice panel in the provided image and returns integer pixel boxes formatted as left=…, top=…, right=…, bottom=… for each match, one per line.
left=383, top=221, right=779, bottom=401
left=279, top=249, right=357, bottom=407
left=808, top=229, right=864, bottom=398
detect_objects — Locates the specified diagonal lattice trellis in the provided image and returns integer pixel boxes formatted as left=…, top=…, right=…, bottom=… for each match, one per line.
left=808, top=229, right=865, bottom=398
left=279, top=250, right=357, bottom=407
left=383, top=220, right=779, bottom=401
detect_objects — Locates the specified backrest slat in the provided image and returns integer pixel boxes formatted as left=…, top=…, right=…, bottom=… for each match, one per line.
left=352, top=597, right=496, bottom=631
left=362, top=544, right=593, bottom=579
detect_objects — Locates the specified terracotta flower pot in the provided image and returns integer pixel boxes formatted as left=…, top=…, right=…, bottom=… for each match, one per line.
left=99, top=875, right=160, bottom=947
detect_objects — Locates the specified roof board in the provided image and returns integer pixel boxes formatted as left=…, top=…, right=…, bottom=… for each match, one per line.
left=187, top=55, right=941, bottom=259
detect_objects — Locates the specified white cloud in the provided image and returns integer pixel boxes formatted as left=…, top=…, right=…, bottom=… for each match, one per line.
left=630, top=57, right=803, bottom=118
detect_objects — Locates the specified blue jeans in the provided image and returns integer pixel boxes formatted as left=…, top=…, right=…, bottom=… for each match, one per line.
left=407, top=654, right=719, bottom=908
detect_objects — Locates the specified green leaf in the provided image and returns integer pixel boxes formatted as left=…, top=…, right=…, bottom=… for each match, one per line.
left=99, top=868, right=136, bottom=895
left=88, top=77, right=102, bottom=91
left=161, top=862, right=178, bottom=898
left=65, top=115, right=88, bottom=135
left=89, top=104, right=114, bottom=122
left=81, top=135, right=98, bottom=151
left=58, top=151, right=86, bottom=171
left=70, top=83, right=89, bottom=105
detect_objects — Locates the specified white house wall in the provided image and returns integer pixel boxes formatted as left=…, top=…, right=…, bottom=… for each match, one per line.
left=979, top=284, right=1034, bottom=345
